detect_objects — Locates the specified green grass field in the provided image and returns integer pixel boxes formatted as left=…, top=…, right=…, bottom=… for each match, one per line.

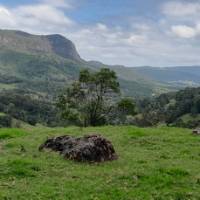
left=0, top=126, right=200, bottom=200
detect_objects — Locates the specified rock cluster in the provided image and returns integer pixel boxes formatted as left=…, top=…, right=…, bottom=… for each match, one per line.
left=39, top=134, right=118, bottom=163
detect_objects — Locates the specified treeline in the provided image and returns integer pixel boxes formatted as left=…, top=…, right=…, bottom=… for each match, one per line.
left=0, top=67, right=137, bottom=128
left=0, top=70, right=199, bottom=129
left=0, top=90, right=62, bottom=127
left=136, top=87, right=200, bottom=128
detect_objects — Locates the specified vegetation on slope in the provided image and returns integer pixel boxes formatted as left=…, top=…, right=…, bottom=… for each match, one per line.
left=0, top=90, right=61, bottom=127
left=0, top=48, right=83, bottom=96
left=0, top=29, right=177, bottom=98
left=133, top=66, right=200, bottom=87
left=136, top=87, right=200, bottom=128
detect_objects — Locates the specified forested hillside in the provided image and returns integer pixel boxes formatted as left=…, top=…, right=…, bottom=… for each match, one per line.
left=136, top=87, right=200, bottom=128
left=0, top=30, right=200, bottom=128
left=0, top=90, right=61, bottom=127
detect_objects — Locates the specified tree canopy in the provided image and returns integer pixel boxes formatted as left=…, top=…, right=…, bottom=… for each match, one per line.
left=57, top=68, right=120, bottom=126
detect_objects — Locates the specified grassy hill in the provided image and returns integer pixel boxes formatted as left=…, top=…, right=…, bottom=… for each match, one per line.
left=1, top=126, right=200, bottom=199
left=1, top=48, right=157, bottom=98
left=0, top=48, right=165, bottom=98
left=0, top=48, right=84, bottom=96
left=133, top=66, right=200, bottom=87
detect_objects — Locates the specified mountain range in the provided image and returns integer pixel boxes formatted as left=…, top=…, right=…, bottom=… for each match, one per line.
left=0, top=29, right=199, bottom=98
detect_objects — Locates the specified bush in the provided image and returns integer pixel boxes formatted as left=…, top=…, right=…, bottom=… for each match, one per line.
left=0, top=115, right=12, bottom=127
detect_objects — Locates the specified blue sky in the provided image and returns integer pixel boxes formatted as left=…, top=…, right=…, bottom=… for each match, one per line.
left=0, top=0, right=200, bottom=66
left=69, top=0, right=161, bottom=23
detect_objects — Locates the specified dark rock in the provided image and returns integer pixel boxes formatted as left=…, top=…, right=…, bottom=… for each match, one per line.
left=39, top=134, right=118, bottom=163
left=192, top=128, right=200, bottom=135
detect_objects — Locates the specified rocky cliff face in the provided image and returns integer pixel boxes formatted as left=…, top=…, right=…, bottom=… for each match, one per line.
left=0, top=30, right=81, bottom=62
left=46, top=34, right=81, bottom=61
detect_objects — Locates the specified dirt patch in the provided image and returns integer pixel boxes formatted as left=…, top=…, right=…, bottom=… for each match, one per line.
left=39, top=134, right=118, bottom=163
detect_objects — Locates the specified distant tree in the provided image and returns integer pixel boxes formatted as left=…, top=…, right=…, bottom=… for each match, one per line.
left=117, top=98, right=136, bottom=116
left=57, top=68, right=120, bottom=126
left=115, top=98, right=137, bottom=125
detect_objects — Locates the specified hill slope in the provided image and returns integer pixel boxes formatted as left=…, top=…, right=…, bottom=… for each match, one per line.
left=136, top=87, right=200, bottom=128
left=0, top=29, right=199, bottom=98
left=0, top=29, right=170, bottom=98
left=133, top=66, right=200, bottom=87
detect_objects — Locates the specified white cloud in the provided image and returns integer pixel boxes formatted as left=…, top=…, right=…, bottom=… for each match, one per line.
left=0, top=2, right=74, bottom=34
left=66, top=22, right=200, bottom=67
left=125, top=34, right=147, bottom=45
left=0, top=6, right=16, bottom=27
left=162, top=1, right=200, bottom=39
left=171, top=25, right=197, bottom=38
left=0, top=1, right=200, bottom=66
left=96, top=23, right=108, bottom=31
left=15, top=4, right=74, bottom=26
left=162, top=1, right=200, bottom=17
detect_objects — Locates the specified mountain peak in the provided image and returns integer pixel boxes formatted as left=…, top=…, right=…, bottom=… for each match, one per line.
left=45, top=34, right=81, bottom=61
left=0, top=29, right=81, bottom=62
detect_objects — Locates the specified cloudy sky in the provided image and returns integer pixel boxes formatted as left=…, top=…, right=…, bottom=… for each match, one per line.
left=0, top=0, right=200, bottom=67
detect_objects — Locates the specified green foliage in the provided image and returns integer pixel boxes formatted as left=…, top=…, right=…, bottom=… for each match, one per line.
left=0, top=114, right=12, bottom=128
left=114, top=98, right=137, bottom=125
left=118, top=98, right=136, bottom=116
left=57, top=68, right=120, bottom=126
left=137, top=87, right=200, bottom=128
left=0, top=90, right=61, bottom=126
left=0, top=126, right=200, bottom=199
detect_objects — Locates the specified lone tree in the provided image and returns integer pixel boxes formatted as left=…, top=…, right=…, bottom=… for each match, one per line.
left=57, top=68, right=120, bottom=126
left=116, top=98, right=137, bottom=124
